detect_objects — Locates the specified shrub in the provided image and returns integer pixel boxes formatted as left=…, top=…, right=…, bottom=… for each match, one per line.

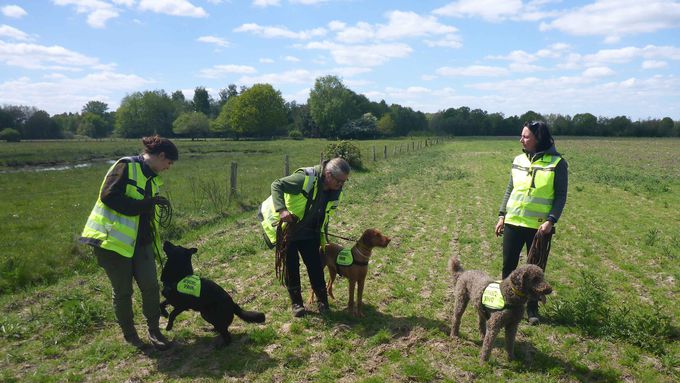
left=288, top=129, right=304, bottom=140
left=0, top=128, right=21, bottom=142
left=545, top=270, right=674, bottom=355
left=324, top=141, right=363, bottom=170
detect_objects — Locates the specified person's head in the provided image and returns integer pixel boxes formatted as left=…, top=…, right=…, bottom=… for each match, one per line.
left=520, top=121, right=554, bottom=153
left=142, top=135, right=178, bottom=173
left=323, top=157, right=351, bottom=191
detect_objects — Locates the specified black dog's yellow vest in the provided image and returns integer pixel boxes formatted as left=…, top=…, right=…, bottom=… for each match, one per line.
left=176, top=275, right=201, bottom=298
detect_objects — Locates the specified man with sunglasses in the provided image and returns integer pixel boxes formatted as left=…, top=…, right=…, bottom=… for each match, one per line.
left=259, top=157, right=350, bottom=317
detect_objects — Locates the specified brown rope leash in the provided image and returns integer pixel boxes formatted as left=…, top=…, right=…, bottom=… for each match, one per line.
left=527, top=229, right=552, bottom=271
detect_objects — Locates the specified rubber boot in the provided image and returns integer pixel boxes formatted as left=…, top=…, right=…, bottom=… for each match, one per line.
left=527, top=300, right=540, bottom=325
left=288, top=288, right=306, bottom=318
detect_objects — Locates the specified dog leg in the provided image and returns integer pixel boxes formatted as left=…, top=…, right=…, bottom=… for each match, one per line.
left=215, top=330, right=231, bottom=349
left=166, top=308, right=185, bottom=331
left=347, top=279, right=357, bottom=316
left=504, top=322, right=518, bottom=361
left=450, top=294, right=468, bottom=337
left=160, top=300, right=169, bottom=318
left=356, top=278, right=366, bottom=317
left=327, top=269, right=337, bottom=300
left=478, top=314, right=487, bottom=340
left=480, top=315, right=502, bottom=363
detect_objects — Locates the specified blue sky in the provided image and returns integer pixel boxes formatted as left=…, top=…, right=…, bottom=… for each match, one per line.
left=0, top=0, right=679, bottom=120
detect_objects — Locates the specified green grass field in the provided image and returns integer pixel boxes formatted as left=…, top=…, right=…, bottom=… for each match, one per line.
left=1, top=137, right=678, bottom=382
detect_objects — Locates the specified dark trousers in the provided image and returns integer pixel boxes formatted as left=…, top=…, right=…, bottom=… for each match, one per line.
left=285, top=237, right=326, bottom=298
left=502, top=224, right=550, bottom=314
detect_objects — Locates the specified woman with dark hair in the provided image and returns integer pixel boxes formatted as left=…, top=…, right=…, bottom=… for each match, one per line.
left=80, top=135, right=178, bottom=350
left=494, top=121, right=568, bottom=325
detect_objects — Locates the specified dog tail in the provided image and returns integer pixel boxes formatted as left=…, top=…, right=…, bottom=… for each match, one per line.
left=233, top=303, right=266, bottom=324
left=448, top=256, right=464, bottom=286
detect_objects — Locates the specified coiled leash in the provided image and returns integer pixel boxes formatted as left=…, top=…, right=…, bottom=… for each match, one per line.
left=274, top=218, right=298, bottom=286
left=152, top=195, right=173, bottom=266
left=527, top=229, right=552, bottom=270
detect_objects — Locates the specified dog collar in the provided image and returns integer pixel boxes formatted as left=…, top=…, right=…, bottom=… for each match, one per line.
left=511, top=286, right=525, bottom=297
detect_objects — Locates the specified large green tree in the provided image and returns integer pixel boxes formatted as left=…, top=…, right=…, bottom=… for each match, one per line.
left=115, top=90, right=177, bottom=138
left=308, top=75, right=360, bottom=138
left=223, top=83, right=287, bottom=138
left=172, top=112, right=210, bottom=139
left=192, top=86, right=211, bottom=115
left=24, top=110, right=61, bottom=139
left=77, top=112, right=109, bottom=138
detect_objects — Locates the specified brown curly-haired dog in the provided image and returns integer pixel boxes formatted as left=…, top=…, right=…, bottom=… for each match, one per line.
left=448, top=256, right=552, bottom=363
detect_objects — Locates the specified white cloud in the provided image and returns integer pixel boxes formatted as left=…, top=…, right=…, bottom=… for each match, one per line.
left=259, top=58, right=275, bottom=64
left=328, top=66, right=372, bottom=77
left=234, top=23, right=327, bottom=39
left=252, top=0, right=280, bottom=7
left=582, top=45, right=680, bottom=66
left=0, top=24, right=32, bottom=41
left=540, top=0, right=680, bottom=43
left=334, top=10, right=459, bottom=44
left=138, top=0, right=207, bottom=17
left=436, top=65, right=509, bottom=77
left=0, top=40, right=101, bottom=70
left=434, top=0, right=524, bottom=22
left=2, top=5, right=28, bottom=18
left=239, top=69, right=317, bottom=85
left=284, top=55, right=300, bottom=62
left=642, top=60, right=668, bottom=69
left=53, top=0, right=120, bottom=28
left=328, top=21, right=345, bottom=31
left=198, top=64, right=257, bottom=78
left=290, top=0, right=328, bottom=4
left=582, top=66, right=615, bottom=77
left=197, top=35, right=229, bottom=47
left=0, top=71, right=152, bottom=114
left=304, top=40, right=413, bottom=66
left=112, top=0, right=135, bottom=6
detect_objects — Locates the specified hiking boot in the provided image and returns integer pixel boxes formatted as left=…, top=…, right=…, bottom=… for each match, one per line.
left=148, top=328, right=172, bottom=351
left=292, top=303, right=306, bottom=318
left=123, top=331, right=145, bottom=349
left=317, top=301, right=330, bottom=314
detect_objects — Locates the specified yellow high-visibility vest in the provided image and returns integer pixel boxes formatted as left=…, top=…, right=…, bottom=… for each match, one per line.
left=80, top=157, right=162, bottom=258
left=259, top=166, right=342, bottom=247
left=505, top=153, right=561, bottom=229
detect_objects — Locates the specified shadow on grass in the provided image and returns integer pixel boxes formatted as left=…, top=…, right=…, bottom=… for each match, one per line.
left=455, top=327, right=623, bottom=382
left=317, top=303, right=450, bottom=338
left=146, top=332, right=276, bottom=380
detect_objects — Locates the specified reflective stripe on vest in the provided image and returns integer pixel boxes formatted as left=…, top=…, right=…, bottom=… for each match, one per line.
left=505, top=153, right=561, bottom=229
left=260, top=167, right=342, bottom=246
left=177, top=275, right=201, bottom=298
left=482, top=282, right=505, bottom=310
left=81, top=157, right=162, bottom=258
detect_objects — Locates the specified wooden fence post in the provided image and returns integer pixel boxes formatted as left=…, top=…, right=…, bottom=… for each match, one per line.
left=372, top=146, right=376, bottom=161
left=230, top=162, right=238, bottom=196
left=284, top=154, right=290, bottom=176
left=384, top=145, right=387, bottom=159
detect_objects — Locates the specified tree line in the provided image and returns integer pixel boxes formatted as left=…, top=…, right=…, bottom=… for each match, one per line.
left=0, top=75, right=678, bottom=142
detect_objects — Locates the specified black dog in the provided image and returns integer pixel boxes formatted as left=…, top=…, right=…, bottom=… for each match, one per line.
left=160, top=241, right=265, bottom=347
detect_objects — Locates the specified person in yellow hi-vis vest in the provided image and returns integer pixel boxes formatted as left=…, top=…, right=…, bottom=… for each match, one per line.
left=495, top=121, right=568, bottom=325
left=79, top=135, right=177, bottom=350
left=259, top=157, right=350, bottom=318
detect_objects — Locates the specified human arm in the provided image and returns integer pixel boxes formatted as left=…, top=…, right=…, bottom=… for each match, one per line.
left=495, top=174, right=513, bottom=236
left=100, top=162, right=155, bottom=216
left=270, top=171, right=307, bottom=222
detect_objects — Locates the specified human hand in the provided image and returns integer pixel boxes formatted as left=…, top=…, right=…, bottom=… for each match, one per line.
left=279, top=209, right=297, bottom=223
left=495, top=216, right=505, bottom=237
left=538, top=220, right=553, bottom=235
left=152, top=195, right=170, bottom=207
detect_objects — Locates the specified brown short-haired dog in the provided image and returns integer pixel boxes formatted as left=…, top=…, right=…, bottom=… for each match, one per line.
left=312, top=229, right=390, bottom=317
left=448, top=256, right=552, bottom=363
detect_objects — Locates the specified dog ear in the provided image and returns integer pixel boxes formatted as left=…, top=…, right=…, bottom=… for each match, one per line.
left=509, top=268, right=525, bottom=292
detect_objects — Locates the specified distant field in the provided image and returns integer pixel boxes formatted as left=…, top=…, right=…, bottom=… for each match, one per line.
left=0, top=138, right=430, bottom=292
left=1, top=137, right=678, bottom=382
